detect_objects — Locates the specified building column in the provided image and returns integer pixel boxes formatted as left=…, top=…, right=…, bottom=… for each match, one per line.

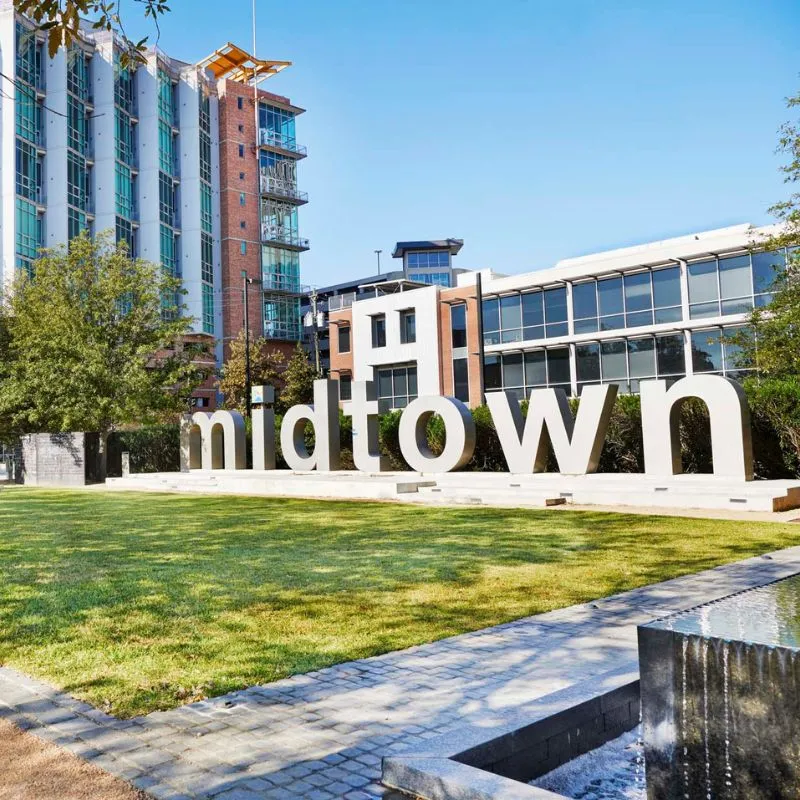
left=44, top=48, right=68, bottom=247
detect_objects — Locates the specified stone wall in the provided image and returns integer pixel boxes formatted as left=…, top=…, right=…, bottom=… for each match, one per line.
left=20, top=433, right=100, bottom=487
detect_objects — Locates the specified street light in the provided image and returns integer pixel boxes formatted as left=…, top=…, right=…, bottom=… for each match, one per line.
left=241, top=270, right=261, bottom=418
left=374, top=249, right=382, bottom=275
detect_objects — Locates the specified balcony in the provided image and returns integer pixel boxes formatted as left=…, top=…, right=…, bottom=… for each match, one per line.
left=258, top=128, right=307, bottom=158
left=262, top=269, right=301, bottom=294
left=260, top=223, right=310, bottom=251
left=327, top=292, right=356, bottom=312
left=259, top=172, right=308, bottom=204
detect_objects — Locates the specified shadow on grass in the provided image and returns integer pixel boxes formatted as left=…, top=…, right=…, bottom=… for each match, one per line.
left=0, top=489, right=798, bottom=716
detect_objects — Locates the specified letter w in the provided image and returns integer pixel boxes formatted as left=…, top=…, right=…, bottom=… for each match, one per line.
left=486, top=386, right=617, bottom=474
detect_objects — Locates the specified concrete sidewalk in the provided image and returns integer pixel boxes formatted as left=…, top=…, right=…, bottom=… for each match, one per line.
left=2, top=549, right=800, bottom=800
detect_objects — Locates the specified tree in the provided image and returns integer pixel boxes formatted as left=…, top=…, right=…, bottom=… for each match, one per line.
left=278, top=343, right=319, bottom=413
left=0, top=232, right=203, bottom=474
left=217, top=331, right=286, bottom=414
left=15, top=0, right=170, bottom=64
left=725, top=88, right=800, bottom=377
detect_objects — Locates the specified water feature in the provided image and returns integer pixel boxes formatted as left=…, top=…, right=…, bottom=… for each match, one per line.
left=639, top=572, right=800, bottom=799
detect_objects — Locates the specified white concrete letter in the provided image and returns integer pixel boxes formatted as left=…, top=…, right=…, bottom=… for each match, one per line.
left=399, top=396, right=475, bottom=473
left=344, top=381, right=390, bottom=472
left=641, top=375, right=753, bottom=480
left=251, top=385, right=276, bottom=471
left=180, top=410, right=246, bottom=471
left=280, top=379, right=341, bottom=471
left=486, top=385, right=617, bottom=474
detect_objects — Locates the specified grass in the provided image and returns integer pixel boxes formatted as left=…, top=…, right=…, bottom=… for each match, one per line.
left=0, top=488, right=798, bottom=718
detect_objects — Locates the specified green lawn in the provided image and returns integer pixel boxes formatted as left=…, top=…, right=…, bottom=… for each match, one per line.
left=0, top=488, right=797, bottom=718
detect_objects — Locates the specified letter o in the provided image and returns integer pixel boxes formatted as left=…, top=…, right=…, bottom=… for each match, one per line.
left=399, top=396, right=476, bottom=473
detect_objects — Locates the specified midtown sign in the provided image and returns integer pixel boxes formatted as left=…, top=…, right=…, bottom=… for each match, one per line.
left=181, top=374, right=754, bottom=481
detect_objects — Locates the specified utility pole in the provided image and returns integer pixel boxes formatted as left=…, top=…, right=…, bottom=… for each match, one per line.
left=310, top=287, right=321, bottom=374
left=242, top=270, right=253, bottom=417
left=374, top=249, right=382, bottom=274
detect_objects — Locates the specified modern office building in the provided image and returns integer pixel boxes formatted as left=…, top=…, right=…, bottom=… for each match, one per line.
left=301, top=240, right=470, bottom=380
left=328, top=223, right=786, bottom=412
left=0, top=8, right=307, bottom=405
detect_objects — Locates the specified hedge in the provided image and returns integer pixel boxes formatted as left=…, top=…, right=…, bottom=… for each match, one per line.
left=109, top=382, right=800, bottom=480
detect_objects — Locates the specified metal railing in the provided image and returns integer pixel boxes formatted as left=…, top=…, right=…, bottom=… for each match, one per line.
left=260, top=224, right=309, bottom=249
left=327, top=292, right=356, bottom=312
left=258, top=173, right=308, bottom=203
left=258, top=128, right=307, bottom=157
left=262, top=271, right=302, bottom=293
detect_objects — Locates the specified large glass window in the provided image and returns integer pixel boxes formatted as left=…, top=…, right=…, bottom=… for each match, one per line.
left=400, top=309, right=416, bottom=344
left=376, top=363, right=417, bottom=412
left=484, top=347, right=571, bottom=401
left=624, top=272, right=653, bottom=327
left=652, top=267, right=682, bottom=322
left=406, top=251, right=450, bottom=269
left=500, top=295, right=522, bottom=343
left=544, top=287, right=568, bottom=337
left=337, top=325, right=350, bottom=354
left=453, top=359, right=469, bottom=403
left=522, top=291, right=545, bottom=340
left=752, top=250, right=786, bottom=303
left=572, top=282, right=598, bottom=333
left=718, top=254, right=752, bottom=315
left=691, top=326, right=752, bottom=378
left=451, top=304, right=467, bottom=349
left=371, top=314, right=386, bottom=348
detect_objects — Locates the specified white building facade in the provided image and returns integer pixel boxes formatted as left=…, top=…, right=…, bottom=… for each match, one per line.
left=329, top=223, right=788, bottom=410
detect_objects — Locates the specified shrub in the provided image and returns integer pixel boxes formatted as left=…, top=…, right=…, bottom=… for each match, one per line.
left=107, top=424, right=180, bottom=476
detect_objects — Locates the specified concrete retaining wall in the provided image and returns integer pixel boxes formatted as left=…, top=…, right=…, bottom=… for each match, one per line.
left=20, top=433, right=101, bottom=487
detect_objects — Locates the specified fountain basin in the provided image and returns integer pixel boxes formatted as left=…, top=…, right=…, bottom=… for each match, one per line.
left=639, top=572, right=800, bottom=800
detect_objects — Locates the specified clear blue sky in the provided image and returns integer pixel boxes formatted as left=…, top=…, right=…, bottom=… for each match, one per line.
left=128, top=0, right=800, bottom=287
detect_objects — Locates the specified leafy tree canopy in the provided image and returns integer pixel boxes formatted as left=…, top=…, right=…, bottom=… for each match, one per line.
left=217, top=331, right=287, bottom=415
left=280, top=342, right=319, bottom=413
left=0, top=232, right=204, bottom=439
left=15, top=0, right=169, bottom=64
left=732, top=89, right=800, bottom=377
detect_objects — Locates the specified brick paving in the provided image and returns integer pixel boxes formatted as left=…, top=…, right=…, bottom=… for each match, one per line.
left=2, top=548, right=800, bottom=799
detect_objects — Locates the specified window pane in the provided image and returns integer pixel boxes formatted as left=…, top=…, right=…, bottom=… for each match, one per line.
left=482, top=298, right=499, bottom=332
left=689, top=302, right=720, bottom=319
left=598, top=277, right=623, bottom=316
left=523, top=325, right=545, bottom=341
left=652, top=266, right=681, bottom=308
left=599, top=314, right=624, bottom=331
left=654, top=306, right=682, bottom=324
left=624, top=272, right=652, bottom=312
left=522, top=291, right=544, bottom=326
left=544, top=287, right=567, bottom=323
left=574, top=317, right=599, bottom=334
left=501, top=328, right=523, bottom=344
left=408, top=366, right=418, bottom=396
left=340, top=376, right=352, bottom=401
left=547, top=348, right=571, bottom=385
left=572, top=282, right=597, bottom=320
left=502, top=352, right=524, bottom=387
left=576, top=343, right=600, bottom=382
left=377, top=369, right=392, bottom=397
left=600, top=340, right=627, bottom=380
left=752, top=250, right=785, bottom=294
left=546, top=322, right=569, bottom=338
left=718, top=254, right=752, bottom=300
left=500, top=295, right=522, bottom=330
left=691, top=330, right=722, bottom=372
left=721, top=326, right=751, bottom=371
left=721, top=297, right=752, bottom=316
left=394, top=368, right=408, bottom=397
left=656, top=334, right=685, bottom=375
left=338, top=326, right=350, bottom=352
left=453, top=358, right=469, bottom=402
left=451, top=304, right=467, bottom=349
left=626, top=309, right=653, bottom=328
left=688, top=260, right=718, bottom=304
left=524, top=350, right=547, bottom=386
left=484, top=355, right=501, bottom=390
left=628, top=337, right=656, bottom=378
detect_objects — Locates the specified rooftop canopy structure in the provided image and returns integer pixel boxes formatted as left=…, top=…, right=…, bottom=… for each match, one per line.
left=197, top=42, right=291, bottom=84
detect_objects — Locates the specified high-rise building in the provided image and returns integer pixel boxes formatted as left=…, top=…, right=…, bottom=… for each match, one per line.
left=0, top=7, right=308, bottom=405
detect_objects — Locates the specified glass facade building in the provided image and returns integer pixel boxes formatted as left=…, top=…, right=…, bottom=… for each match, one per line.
left=259, top=99, right=307, bottom=343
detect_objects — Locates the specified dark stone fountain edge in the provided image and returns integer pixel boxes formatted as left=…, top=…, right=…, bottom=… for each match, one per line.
left=381, top=662, right=640, bottom=800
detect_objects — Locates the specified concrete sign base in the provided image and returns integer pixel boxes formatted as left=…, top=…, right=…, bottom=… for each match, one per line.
left=105, top=470, right=800, bottom=513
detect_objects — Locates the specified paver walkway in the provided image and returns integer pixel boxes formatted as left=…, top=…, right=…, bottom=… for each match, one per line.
left=2, top=548, right=800, bottom=800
